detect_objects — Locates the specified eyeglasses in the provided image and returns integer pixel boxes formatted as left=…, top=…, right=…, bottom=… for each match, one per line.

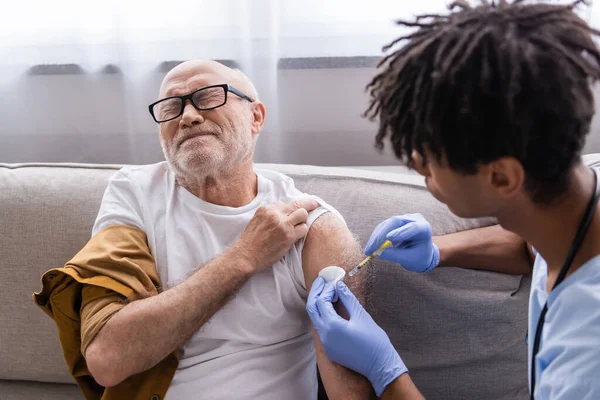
left=148, top=84, right=254, bottom=123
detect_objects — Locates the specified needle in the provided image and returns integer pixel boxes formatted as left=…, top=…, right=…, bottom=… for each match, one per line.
left=348, top=240, right=393, bottom=277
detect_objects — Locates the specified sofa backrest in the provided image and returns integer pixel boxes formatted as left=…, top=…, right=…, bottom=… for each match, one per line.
left=0, top=161, right=544, bottom=399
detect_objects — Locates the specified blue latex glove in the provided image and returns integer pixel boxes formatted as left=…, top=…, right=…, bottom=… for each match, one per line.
left=365, top=213, right=440, bottom=273
left=307, top=277, right=407, bottom=397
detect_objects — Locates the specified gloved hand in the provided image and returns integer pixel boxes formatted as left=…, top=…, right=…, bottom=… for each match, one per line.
left=365, top=213, right=440, bottom=273
left=307, top=277, right=407, bottom=397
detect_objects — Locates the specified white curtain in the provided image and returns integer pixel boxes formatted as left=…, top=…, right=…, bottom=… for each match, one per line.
left=0, top=0, right=597, bottom=165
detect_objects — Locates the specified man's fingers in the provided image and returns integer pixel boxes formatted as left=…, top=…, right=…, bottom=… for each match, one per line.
left=293, top=223, right=309, bottom=239
left=288, top=208, right=309, bottom=226
left=281, top=198, right=320, bottom=214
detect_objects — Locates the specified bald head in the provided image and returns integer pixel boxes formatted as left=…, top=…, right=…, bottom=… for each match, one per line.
left=159, top=60, right=258, bottom=101
left=156, top=58, right=267, bottom=182
left=232, top=68, right=259, bottom=101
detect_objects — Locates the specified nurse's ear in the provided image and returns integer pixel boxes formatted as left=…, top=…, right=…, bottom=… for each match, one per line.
left=487, top=157, right=525, bottom=200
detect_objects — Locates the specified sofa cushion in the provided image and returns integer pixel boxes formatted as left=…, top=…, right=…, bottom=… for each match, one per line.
left=8, top=160, right=590, bottom=398
left=0, top=379, right=83, bottom=400
left=0, top=164, right=122, bottom=384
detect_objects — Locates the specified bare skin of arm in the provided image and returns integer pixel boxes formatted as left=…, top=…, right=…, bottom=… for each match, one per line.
left=302, top=212, right=376, bottom=399
left=435, top=224, right=534, bottom=274
left=380, top=374, right=425, bottom=400
left=85, top=199, right=318, bottom=387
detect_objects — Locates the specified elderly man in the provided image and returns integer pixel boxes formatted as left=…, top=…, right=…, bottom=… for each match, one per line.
left=34, top=60, right=372, bottom=399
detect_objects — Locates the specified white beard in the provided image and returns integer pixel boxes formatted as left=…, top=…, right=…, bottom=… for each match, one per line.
left=160, top=131, right=255, bottom=181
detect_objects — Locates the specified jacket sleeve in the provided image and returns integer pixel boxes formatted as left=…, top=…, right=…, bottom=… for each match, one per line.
left=33, top=225, right=162, bottom=399
left=80, top=286, right=126, bottom=355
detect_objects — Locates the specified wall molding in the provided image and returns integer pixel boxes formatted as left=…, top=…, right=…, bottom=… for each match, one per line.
left=27, top=57, right=380, bottom=76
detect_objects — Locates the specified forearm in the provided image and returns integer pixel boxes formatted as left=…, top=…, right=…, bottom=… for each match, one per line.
left=315, top=281, right=374, bottom=399
left=314, top=333, right=375, bottom=399
left=434, top=224, right=532, bottom=274
left=86, top=245, right=255, bottom=386
left=313, top=279, right=374, bottom=399
left=380, top=374, right=424, bottom=400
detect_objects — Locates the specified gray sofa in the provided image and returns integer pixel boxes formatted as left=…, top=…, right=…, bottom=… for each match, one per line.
left=3, top=160, right=565, bottom=400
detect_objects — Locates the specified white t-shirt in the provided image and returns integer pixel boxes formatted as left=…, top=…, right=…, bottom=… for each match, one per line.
left=528, top=251, right=600, bottom=399
left=92, top=162, right=344, bottom=400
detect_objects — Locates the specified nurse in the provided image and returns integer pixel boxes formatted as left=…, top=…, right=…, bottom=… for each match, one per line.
left=307, top=1, right=600, bottom=398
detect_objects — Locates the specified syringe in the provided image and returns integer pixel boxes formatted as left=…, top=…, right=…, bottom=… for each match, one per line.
left=348, top=240, right=393, bottom=277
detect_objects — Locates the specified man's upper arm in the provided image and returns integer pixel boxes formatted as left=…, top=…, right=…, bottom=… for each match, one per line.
left=75, top=224, right=160, bottom=355
left=301, top=212, right=365, bottom=298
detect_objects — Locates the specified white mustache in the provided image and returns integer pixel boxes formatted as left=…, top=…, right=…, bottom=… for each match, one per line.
left=176, top=130, right=217, bottom=147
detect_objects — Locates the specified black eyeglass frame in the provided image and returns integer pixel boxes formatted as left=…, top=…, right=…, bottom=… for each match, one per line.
left=148, top=84, right=254, bottom=123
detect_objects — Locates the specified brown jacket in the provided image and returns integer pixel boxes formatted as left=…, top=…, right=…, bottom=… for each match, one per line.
left=33, top=225, right=178, bottom=400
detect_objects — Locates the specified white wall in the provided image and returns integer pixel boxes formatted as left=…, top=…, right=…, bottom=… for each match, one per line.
left=0, top=66, right=402, bottom=166
left=2, top=65, right=600, bottom=166
left=3, top=0, right=600, bottom=166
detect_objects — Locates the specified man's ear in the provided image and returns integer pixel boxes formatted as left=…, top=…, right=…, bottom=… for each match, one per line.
left=487, top=157, right=525, bottom=199
left=251, top=102, right=266, bottom=136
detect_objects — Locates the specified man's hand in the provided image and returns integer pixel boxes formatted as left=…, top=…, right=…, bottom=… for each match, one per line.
left=365, top=213, right=440, bottom=272
left=235, top=198, right=319, bottom=272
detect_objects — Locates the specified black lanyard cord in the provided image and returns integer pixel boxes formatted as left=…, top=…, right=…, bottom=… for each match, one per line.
left=530, top=168, right=600, bottom=399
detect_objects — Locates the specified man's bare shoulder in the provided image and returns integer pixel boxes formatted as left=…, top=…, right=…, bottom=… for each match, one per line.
left=308, top=210, right=347, bottom=235
left=302, top=211, right=363, bottom=273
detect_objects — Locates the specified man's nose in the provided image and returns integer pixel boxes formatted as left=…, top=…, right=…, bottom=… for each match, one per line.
left=411, top=150, right=430, bottom=177
left=179, top=100, right=205, bottom=128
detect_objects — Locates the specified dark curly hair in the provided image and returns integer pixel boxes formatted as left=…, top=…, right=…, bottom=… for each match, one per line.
left=365, top=0, right=600, bottom=203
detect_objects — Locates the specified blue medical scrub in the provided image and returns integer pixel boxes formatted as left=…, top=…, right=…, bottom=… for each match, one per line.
left=528, top=251, right=600, bottom=398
